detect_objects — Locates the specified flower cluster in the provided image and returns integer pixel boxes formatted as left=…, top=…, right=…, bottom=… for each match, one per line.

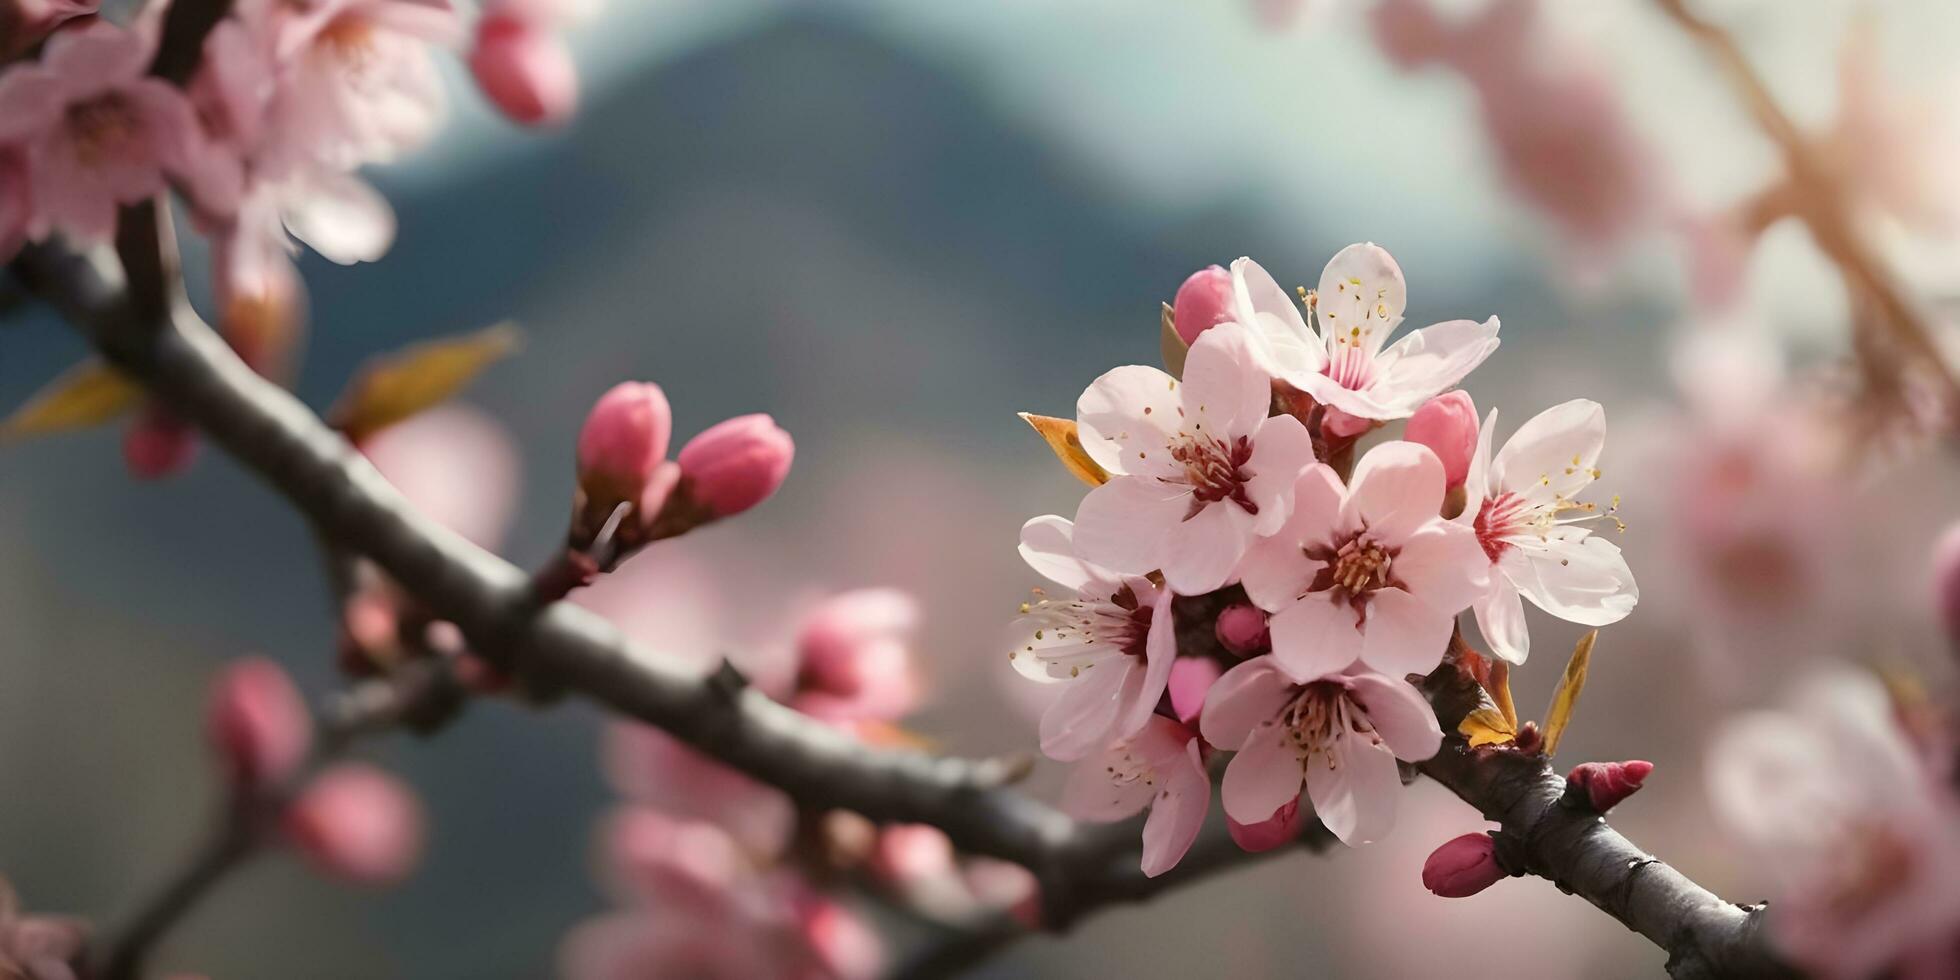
left=1009, top=243, right=1638, bottom=873
left=566, top=587, right=1035, bottom=978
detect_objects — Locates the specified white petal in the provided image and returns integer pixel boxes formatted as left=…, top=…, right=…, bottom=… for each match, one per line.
left=1221, top=724, right=1303, bottom=824
left=1370, top=317, right=1501, bottom=415
left=1502, top=531, right=1638, bottom=627
left=1306, top=728, right=1405, bottom=845
left=1269, top=594, right=1364, bottom=682
left=1229, top=257, right=1324, bottom=381
left=1114, top=586, right=1179, bottom=740
left=1473, top=579, right=1531, bottom=665
left=1358, top=587, right=1456, bottom=678
left=1457, top=407, right=1501, bottom=526
left=284, top=173, right=396, bottom=264
left=1242, top=413, right=1317, bottom=536
left=1179, top=321, right=1272, bottom=442
left=1017, top=515, right=1103, bottom=593
left=1038, top=658, right=1132, bottom=762
left=1315, top=243, right=1407, bottom=358
left=1345, top=440, right=1446, bottom=543
left=1072, top=476, right=1187, bottom=576
left=1160, top=500, right=1252, bottom=595
left=1490, top=398, right=1606, bottom=506
left=1076, top=365, right=1185, bottom=477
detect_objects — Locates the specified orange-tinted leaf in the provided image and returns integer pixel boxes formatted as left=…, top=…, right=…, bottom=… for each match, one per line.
left=1, top=359, right=141, bottom=442
left=1459, top=707, right=1517, bottom=748
left=1160, top=302, right=1188, bottom=378
left=331, top=323, right=521, bottom=442
left=1489, top=659, right=1519, bottom=730
left=1019, top=412, right=1109, bottom=488
left=1540, top=630, right=1597, bottom=758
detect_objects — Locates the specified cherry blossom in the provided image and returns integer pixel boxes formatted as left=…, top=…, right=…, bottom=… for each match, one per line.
left=793, top=587, right=922, bottom=725
left=1203, top=657, right=1441, bottom=845
left=257, top=0, right=459, bottom=174
left=0, top=20, right=239, bottom=243
left=1061, top=715, right=1210, bottom=877
left=1238, top=441, right=1489, bottom=681
left=1009, top=515, right=1176, bottom=762
left=1073, top=321, right=1316, bottom=594
left=1708, top=670, right=1960, bottom=980
left=603, top=722, right=794, bottom=860
left=1457, top=400, right=1636, bottom=665
left=1226, top=246, right=1500, bottom=422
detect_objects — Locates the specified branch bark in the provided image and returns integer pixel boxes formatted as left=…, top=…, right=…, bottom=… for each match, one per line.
left=8, top=239, right=1789, bottom=977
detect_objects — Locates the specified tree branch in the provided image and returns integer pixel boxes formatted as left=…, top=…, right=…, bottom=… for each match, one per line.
left=7, top=240, right=1789, bottom=976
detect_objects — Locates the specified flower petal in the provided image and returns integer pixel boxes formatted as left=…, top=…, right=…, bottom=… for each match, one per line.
left=1061, top=744, right=1156, bottom=821
left=1140, top=737, right=1211, bottom=877
left=1305, top=727, right=1405, bottom=845
left=0, top=70, right=64, bottom=143
left=1199, top=656, right=1295, bottom=750
left=1179, top=321, right=1271, bottom=443
left=1490, top=398, right=1605, bottom=506
left=1160, top=498, right=1252, bottom=594
left=1242, top=413, right=1316, bottom=536
left=1458, top=407, right=1501, bottom=526
left=1370, top=317, right=1502, bottom=415
left=1344, top=672, right=1443, bottom=762
left=1072, top=475, right=1187, bottom=576
left=1473, top=578, right=1531, bottom=665
left=1221, top=722, right=1303, bottom=824
left=1017, top=515, right=1104, bottom=594
left=1502, top=530, right=1638, bottom=627
left=1358, top=587, right=1456, bottom=678
left=1229, top=256, right=1324, bottom=381
left=1391, top=521, right=1492, bottom=615
left=1345, top=440, right=1446, bottom=543
left=1075, top=365, right=1184, bottom=477
left=1237, top=464, right=1343, bottom=611
left=1038, top=658, right=1132, bottom=762
left=1316, top=242, right=1407, bottom=358
left=284, top=172, right=396, bottom=264
left=1269, top=593, right=1364, bottom=682
left=1114, top=585, right=1179, bottom=740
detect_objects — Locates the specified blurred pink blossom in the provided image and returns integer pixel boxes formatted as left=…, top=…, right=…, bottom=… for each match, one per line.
left=257, top=0, right=458, bottom=174
left=205, top=656, right=312, bottom=789
left=1061, top=715, right=1209, bottom=877
left=602, top=722, right=794, bottom=859
left=792, top=587, right=922, bottom=724
left=867, top=824, right=1038, bottom=925
left=677, top=413, right=795, bottom=519
left=121, top=405, right=198, bottom=480
left=0, top=875, right=87, bottom=980
left=598, top=806, right=747, bottom=910
left=1073, top=321, right=1315, bottom=594
left=1167, top=654, right=1223, bottom=725
left=470, top=11, right=578, bottom=127
left=284, top=762, right=425, bottom=885
left=360, top=404, right=520, bottom=550
left=1823, top=19, right=1960, bottom=239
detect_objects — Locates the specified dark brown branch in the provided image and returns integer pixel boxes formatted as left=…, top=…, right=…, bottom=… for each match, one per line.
left=7, top=240, right=1789, bottom=976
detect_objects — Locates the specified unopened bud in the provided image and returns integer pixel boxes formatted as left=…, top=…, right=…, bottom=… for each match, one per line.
left=1171, top=265, right=1234, bottom=345
left=868, top=823, right=957, bottom=888
left=1168, top=655, right=1222, bottom=726
left=206, top=657, right=311, bottom=789
left=469, top=13, right=579, bottom=127
left=1404, top=390, right=1478, bottom=492
left=578, top=382, right=673, bottom=500
left=1227, top=795, right=1301, bottom=853
left=1566, top=759, right=1653, bottom=813
left=675, top=414, right=794, bottom=519
left=123, top=407, right=196, bottom=480
left=1935, top=523, right=1960, bottom=654
left=1214, top=603, right=1271, bottom=656
left=285, top=764, right=424, bottom=885
left=1421, top=832, right=1506, bottom=897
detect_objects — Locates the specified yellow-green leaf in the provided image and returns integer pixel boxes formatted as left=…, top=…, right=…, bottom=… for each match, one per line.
left=1159, top=302, right=1188, bottom=379
left=331, top=323, right=521, bottom=442
left=1019, top=412, right=1109, bottom=488
left=1459, top=707, right=1517, bottom=748
left=1540, top=629, right=1598, bottom=758
left=1, top=359, right=142, bottom=443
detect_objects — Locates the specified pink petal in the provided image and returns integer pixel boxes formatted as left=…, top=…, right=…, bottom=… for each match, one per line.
left=1357, top=587, right=1455, bottom=678
left=1060, top=745, right=1156, bottom=821
left=1344, top=671, right=1443, bottom=761
left=1305, top=729, right=1404, bottom=845
left=1178, top=321, right=1271, bottom=442
left=1489, top=398, right=1604, bottom=505
left=1241, top=413, right=1317, bottom=536
left=1370, top=317, right=1502, bottom=414
left=1344, top=440, right=1446, bottom=542
left=1229, top=257, right=1325, bottom=383
left=1221, top=723, right=1303, bottom=824
left=1235, top=464, right=1342, bottom=611
left=1120, top=585, right=1180, bottom=735
left=43, top=20, right=153, bottom=88
left=1268, top=593, right=1363, bottom=682
left=1075, top=364, right=1184, bottom=477
left=1473, top=578, right=1530, bottom=665
left=1159, top=498, right=1252, bottom=595
left=284, top=172, right=396, bottom=264
left=1168, top=656, right=1222, bottom=726
left=0, top=69, right=64, bottom=142
left=1038, top=657, right=1132, bottom=762
left=1139, top=738, right=1211, bottom=877
left=1199, top=656, right=1294, bottom=750
left=1503, top=531, right=1638, bottom=626
left=1016, top=515, right=1101, bottom=593
left=1071, top=474, right=1187, bottom=576
left=1391, top=520, right=1491, bottom=615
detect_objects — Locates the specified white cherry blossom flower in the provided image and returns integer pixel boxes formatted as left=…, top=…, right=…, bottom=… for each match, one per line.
left=1009, top=516, right=1176, bottom=762
left=1072, top=321, right=1317, bottom=595
left=1238, top=441, right=1489, bottom=681
left=1227, top=244, right=1500, bottom=421
left=1459, top=399, right=1637, bottom=665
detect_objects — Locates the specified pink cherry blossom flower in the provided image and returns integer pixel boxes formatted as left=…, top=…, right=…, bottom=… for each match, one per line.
left=1203, top=657, right=1441, bottom=845
left=1072, top=321, right=1317, bottom=594
left=0, top=20, right=239, bottom=244
left=470, top=11, right=578, bottom=127
left=1226, top=794, right=1302, bottom=853
left=793, top=587, right=922, bottom=724
left=0, top=874, right=87, bottom=980
left=602, top=722, right=794, bottom=859
left=1061, top=715, right=1210, bottom=877
left=361, top=404, right=520, bottom=550
left=284, top=763, right=425, bottom=884
left=259, top=0, right=459, bottom=174
left=1226, top=246, right=1500, bottom=422
left=1009, top=515, right=1176, bottom=762
left=1457, top=400, right=1636, bottom=665
left=598, top=806, right=747, bottom=910
left=1708, top=670, right=1960, bottom=980
left=205, top=656, right=312, bottom=789
left=1238, top=441, right=1489, bottom=681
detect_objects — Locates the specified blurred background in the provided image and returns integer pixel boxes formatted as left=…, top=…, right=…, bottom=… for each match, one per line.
left=5, top=0, right=1960, bottom=976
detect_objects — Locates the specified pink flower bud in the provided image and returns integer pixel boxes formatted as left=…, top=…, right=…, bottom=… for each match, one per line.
left=578, top=382, right=673, bottom=496
left=1171, top=264, right=1234, bottom=345
left=1319, top=405, right=1376, bottom=442
left=795, top=588, right=922, bottom=722
left=285, top=764, right=424, bottom=885
left=469, top=13, right=578, bottom=127
left=1168, top=655, right=1222, bottom=726
left=796, top=896, right=884, bottom=980
left=1214, top=603, right=1271, bottom=656
left=123, top=407, right=197, bottom=480
left=1404, top=390, right=1478, bottom=490
left=1422, top=832, right=1506, bottom=898
left=1935, top=523, right=1960, bottom=654
left=1227, top=795, right=1301, bottom=852
left=1566, top=760, right=1653, bottom=813
left=206, top=657, right=311, bottom=788
left=868, top=824, right=957, bottom=888
left=676, top=414, right=794, bottom=518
